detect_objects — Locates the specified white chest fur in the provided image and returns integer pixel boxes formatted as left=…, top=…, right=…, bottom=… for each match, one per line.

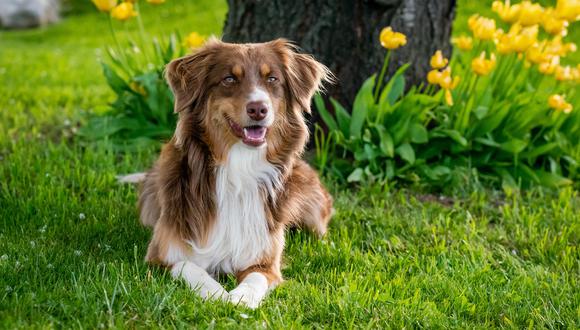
left=188, top=142, right=280, bottom=275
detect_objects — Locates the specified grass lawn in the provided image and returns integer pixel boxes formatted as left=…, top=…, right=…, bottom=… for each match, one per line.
left=1, top=0, right=579, bottom=328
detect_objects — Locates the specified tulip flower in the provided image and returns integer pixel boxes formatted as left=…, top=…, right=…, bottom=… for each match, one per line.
left=518, top=1, right=545, bottom=26
left=430, top=50, right=448, bottom=69
left=538, top=56, right=560, bottom=74
left=379, top=27, right=407, bottom=50
left=555, top=65, right=574, bottom=81
left=438, top=67, right=460, bottom=90
left=509, top=24, right=538, bottom=53
left=542, top=9, right=569, bottom=36
left=451, top=36, right=473, bottom=51
left=92, top=0, right=117, bottom=12
left=184, top=32, right=206, bottom=50
left=526, top=42, right=550, bottom=64
left=468, top=15, right=497, bottom=40
left=427, top=67, right=459, bottom=106
left=472, top=52, right=497, bottom=76
left=111, top=2, right=138, bottom=21
left=492, top=0, right=521, bottom=23
left=548, top=94, right=573, bottom=113
left=427, top=70, right=443, bottom=85
left=544, top=36, right=577, bottom=57
left=555, top=0, right=580, bottom=21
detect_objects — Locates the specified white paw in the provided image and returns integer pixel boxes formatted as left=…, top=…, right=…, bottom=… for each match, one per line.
left=228, top=284, right=262, bottom=309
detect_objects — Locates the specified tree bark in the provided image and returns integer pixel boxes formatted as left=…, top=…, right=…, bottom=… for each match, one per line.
left=223, top=0, right=456, bottom=107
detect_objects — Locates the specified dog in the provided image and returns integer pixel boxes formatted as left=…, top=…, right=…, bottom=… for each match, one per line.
left=135, top=38, right=334, bottom=309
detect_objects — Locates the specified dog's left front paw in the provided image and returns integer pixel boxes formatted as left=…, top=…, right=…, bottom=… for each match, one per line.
left=228, top=284, right=262, bottom=309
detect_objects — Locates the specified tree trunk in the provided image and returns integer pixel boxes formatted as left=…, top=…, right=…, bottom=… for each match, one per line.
left=223, top=0, right=456, bottom=107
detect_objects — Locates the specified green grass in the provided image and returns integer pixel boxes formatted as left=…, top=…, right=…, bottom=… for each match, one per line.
left=1, top=0, right=579, bottom=328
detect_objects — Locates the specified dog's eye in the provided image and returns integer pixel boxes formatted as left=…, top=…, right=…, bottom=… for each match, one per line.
left=222, top=76, right=236, bottom=84
left=267, top=76, right=278, bottom=83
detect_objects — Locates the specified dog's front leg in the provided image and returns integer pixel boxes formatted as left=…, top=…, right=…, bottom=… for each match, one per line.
left=171, top=261, right=229, bottom=301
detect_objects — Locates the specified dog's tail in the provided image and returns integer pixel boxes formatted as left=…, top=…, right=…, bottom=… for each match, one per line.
left=117, top=172, right=147, bottom=184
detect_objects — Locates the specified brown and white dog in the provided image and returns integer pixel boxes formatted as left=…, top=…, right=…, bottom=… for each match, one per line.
left=136, top=38, right=334, bottom=308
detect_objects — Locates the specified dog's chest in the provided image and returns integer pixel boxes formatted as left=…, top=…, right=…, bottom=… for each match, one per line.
left=190, top=143, right=280, bottom=275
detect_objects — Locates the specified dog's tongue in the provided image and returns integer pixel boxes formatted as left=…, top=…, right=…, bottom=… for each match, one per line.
left=243, top=126, right=267, bottom=146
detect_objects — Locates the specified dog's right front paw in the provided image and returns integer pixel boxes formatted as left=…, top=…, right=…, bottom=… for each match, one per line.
left=228, top=284, right=262, bottom=309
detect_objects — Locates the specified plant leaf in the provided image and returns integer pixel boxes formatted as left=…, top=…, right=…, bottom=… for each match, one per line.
left=409, top=123, right=429, bottom=144
left=314, top=94, right=338, bottom=131
left=396, top=143, right=415, bottom=164
left=350, top=75, right=375, bottom=139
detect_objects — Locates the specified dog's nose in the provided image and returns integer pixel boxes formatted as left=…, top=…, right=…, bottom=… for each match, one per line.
left=246, top=101, right=268, bottom=121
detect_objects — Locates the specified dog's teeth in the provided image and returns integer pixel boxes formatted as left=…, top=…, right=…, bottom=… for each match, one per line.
left=243, top=128, right=248, bottom=137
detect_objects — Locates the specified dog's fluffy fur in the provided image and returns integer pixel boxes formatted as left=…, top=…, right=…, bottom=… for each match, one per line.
left=137, top=38, right=333, bottom=308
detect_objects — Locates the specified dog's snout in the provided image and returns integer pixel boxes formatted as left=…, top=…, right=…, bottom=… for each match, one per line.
left=246, top=101, right=268, bottom=121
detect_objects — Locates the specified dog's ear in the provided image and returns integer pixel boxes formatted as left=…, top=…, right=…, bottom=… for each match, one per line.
left=165, top=37, right=222, bottom=113
left=270, top=39, right=334, bottom=113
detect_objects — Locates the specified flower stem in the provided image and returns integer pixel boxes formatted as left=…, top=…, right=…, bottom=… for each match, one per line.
left=134, top=2, right=151, bottom=65
left=374, top=50, right=392, bottom=103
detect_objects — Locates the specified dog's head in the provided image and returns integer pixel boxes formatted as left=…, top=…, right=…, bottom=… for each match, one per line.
left=166, top=38, right=332, bottom=161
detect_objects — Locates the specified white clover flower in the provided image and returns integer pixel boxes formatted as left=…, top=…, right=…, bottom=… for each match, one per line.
left=79, top=213, right=86, bottom=220
left=74, top=250, right=82, bottom=256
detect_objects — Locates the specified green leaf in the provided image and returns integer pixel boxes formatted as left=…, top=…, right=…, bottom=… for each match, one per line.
left=347, top=168, right=364, bottom=182
left=350, top=75, right=375, bottom=139
left=473, top=106, right=489, bottom=120
left=314, top=94, right=338, bottom=131
left=330, top=98, right=351, bottom=137
left=409, top=123, right=429, bottom=144
left=387, top=75, right=405, bottom=106
left=534, top=170, right=573, bottom=187
left=471, top=103, right=511, bottom=137
left=396, top=143, right=415, bottom=164
left=378, top=63, right=410, bottom=105
left=499, top=139, right=528, bottom=154
left=440, top=129, right=468, bottom=147
left=101, top=62, right=129, bottom=95
left=520, top=142, right=558, bottom=159
left=377, top=126, right=394, bottom=157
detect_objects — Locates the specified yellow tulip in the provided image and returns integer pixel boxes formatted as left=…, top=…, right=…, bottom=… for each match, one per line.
left=439, top=67, right=460, bottom=90
left=548, top=94, right=573, bottom=113
left=526, top=42, right=550, bottom=64
left=555, top=0, right=580, bottom=21
left=430, top=50, right=448, bottom=69
left=518, top=1, right=545, bottom=26
left=544, top=36, right=577, bottom=57
left=555, top=65, right=574, bottom=81
left=379, top=27, right=407, bottom=50
left=147, top=0, right=165, bottom=4
left=111, top=2, right=138, bottom=21
left=469, top=15, right=497, bottom=40
left=538, top=56, right=560, bottom=75
left=492, top=0, right=521, bottom=23
left=542, top=8, right=569, bottom=36
left=451, top=36, right=473, bottom=51
left=92, top=0, right=117, bottom=12
left=472, top=51, right=497, bottom=76
left=509, top=24, right=538, bottom=53
left=444, top=89, right=454, bottom=106
left=427, top=70, right=443, bottom=85
left=184, top=32, right=206, bottom=50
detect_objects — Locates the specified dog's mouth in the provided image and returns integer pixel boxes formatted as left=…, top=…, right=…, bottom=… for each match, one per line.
left=228, top=119, right=268, bottom=147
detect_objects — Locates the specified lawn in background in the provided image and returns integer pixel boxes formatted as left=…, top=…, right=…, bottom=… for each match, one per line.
left=1, top=0, right=578, bottom=328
